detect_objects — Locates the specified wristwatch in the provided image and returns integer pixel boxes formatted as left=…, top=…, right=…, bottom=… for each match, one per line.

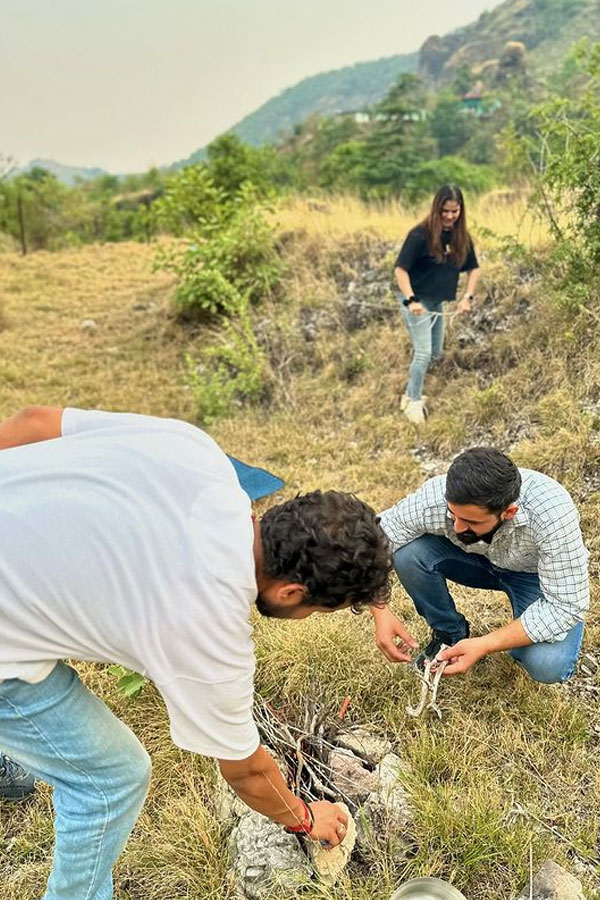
left=402, top=295, right=418, bottom=307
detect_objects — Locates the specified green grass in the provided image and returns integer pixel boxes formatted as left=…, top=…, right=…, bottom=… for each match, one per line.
left=0, top=194, right=599, bottom=899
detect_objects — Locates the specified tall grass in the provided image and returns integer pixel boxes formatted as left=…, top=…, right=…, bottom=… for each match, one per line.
left=0, top=193, right=598, bottom=900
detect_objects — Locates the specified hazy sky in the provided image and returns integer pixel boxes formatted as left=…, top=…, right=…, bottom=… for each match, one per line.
left=1, top=0, right=493, bottom=173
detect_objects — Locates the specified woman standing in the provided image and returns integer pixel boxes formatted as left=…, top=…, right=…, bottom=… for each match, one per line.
left=395, top=184, right=480, bottom=424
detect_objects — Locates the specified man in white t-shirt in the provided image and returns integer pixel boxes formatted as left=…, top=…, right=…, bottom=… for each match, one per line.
left=0, top=405, right=399, bottom=900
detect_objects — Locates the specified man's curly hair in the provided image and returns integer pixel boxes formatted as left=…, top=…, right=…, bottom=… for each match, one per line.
left=260, top=490, right=392, bottom=610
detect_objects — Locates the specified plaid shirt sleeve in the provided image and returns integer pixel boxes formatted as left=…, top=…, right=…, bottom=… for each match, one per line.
left=379, top=476, right=448, bottom=551
left=520, top=500, right=590, bottom=643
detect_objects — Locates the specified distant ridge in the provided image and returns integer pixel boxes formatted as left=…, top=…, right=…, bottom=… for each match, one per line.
left=15, top=158, right=106, bottom=185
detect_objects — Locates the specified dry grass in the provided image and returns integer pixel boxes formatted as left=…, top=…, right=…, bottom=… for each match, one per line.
left=0, top=193, right=599, bottom=900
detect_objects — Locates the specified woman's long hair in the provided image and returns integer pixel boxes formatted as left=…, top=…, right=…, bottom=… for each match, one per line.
left=421, top=184, right=471, bottom=267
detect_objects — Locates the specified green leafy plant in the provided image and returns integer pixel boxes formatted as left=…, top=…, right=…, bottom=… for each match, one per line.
left=108, top=665, right=146, bottom=698
left=186, top=296, right=267, bottom=423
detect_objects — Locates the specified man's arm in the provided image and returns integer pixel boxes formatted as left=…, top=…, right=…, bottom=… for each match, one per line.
left=0, top=406, right=63, bottom=450
left=219, top=745, right=348, bottom=846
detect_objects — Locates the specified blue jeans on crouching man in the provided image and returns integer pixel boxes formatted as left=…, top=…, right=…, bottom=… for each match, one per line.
left=394, top=535, right=584, bottom=683
left=0, top=662, right=151, bottom=900
left=400, top=299, right=445, bottom=401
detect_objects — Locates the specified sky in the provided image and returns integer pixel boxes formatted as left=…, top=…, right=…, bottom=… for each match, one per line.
left=1, top=0, right=493, bottom=174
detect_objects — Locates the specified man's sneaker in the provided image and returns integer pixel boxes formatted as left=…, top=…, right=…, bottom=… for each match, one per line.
left=414, top=624, right=470, bottom=672
left=0, top=754, right=36, bottom=800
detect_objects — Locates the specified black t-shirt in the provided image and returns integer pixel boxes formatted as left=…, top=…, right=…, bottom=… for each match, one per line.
left=395, top=224, right=479, bottom=303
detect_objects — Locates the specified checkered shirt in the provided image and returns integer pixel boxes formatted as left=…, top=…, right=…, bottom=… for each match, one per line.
left=379, top=469, right=590, bottom=643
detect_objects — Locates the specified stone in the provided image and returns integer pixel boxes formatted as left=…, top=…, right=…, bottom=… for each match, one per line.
left=215, top=777, right=252, bottom=824
left=336, top=727, right=392, bottom=764
left=228, top=811, right=312, bottom=900
left=304, top=802, right=356, bottom=886
left=80, top=318, right=98, bottom=331
left=329, top=749, right=379, bottom=803
left=354, top=753, right=414, bottom=857
left=515, top=860, right=586, bottom=900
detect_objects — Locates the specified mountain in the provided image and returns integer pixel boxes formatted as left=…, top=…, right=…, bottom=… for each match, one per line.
left=15, top=158, right=106, bottom=185
left=174, top=52, right=418, bottom=167
left=418, top=0, right=600, bottom=83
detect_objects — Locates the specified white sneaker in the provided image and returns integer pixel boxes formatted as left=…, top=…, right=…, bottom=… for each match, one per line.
left=404, top=400, right=426, bottom=424
left=401, top=393, right=427, bottom=412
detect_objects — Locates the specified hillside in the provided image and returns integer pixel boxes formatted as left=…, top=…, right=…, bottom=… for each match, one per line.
left=13, top=157, right=107, bottom=185
left=174, top=52, right=417, bottom=166
left=418, top=0, right=600, bottom=83
left=0, top=195, right=599, bottom=900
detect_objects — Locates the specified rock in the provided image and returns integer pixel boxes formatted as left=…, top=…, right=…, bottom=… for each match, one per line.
left=515, top=860, right=586, bottom=900
left=228, top=811, right=312, bottom=900
left=336, top=727, right=392, bottom=764
left=354, top=753, right=414, bottom=857
left=304, top=802, right=356, bottom=886
left=579, top=653, right=598, bottom=677
left=215, top=777, right=252, bottom=824
left=80, top=318, right=98, bottom=331
left=329, top=749, right=379, bottom=803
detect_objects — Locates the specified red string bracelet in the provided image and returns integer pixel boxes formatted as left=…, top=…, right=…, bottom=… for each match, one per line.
left=284, top=798, right=314, bottom=834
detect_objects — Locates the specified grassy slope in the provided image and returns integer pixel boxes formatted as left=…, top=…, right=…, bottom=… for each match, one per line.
left=0, top=197, right=598, bottom=900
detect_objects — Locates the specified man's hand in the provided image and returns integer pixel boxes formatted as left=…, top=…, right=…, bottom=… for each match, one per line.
left=308, top=800, right=348, bottom=847
left=437, top=636, right=489, bottom=675
left=409, top=301, right=426, bottom=316
left=456, top=297, right=471, bottom=315
left=373, top=606, right=418, bottom=663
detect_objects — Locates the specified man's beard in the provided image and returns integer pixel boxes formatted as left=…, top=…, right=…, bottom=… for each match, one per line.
left=456, top=529, right=483, bottom=545
left=456, top=521, right=502, bottom=545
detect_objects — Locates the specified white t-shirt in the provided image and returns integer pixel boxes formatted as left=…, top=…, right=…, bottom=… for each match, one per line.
left=0, top=408, right=260, bottom=760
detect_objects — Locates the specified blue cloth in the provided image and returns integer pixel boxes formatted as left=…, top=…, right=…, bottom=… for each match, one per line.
left=227, top=455, right=284, bottom=501
left=0, top=662, right=151, bottom=899
left=394, top=535, right=584, bottom=683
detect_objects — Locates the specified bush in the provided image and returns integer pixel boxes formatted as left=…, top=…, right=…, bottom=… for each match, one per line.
left=186, top=299, right=267, bottom=423
left=155, top=186, right=285, bottom=319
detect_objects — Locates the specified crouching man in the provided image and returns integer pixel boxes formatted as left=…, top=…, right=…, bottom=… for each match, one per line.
left=0, top=406, right=392, bottom=899
left=373, top=447, right=589, bottom=681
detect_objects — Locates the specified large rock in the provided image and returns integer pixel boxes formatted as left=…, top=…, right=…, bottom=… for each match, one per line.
left=228, top=811, right=313, bottom=900
left=354, top=753, right=414, bottom=858
left=515, top=860, right=586, bottom=900
left=336, top=727, right=392, bottom=764
left=330, top=749, right=379, bottom=803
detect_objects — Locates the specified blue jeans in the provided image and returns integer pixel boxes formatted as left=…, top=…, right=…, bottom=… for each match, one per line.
left=400, top=300, right=445, bottom=401
left=394, top=535, right=584, bottom=683
left=0, top=663, right=151, bottom=900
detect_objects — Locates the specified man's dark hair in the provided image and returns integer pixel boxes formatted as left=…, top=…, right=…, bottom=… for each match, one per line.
left=260, top=490, right=392, bottom=610
left=446, top=447, right=522, bottom=513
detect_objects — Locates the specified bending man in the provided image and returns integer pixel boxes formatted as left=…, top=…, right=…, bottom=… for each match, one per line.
left=0, top=406, right=393, bottom=900
left=373, top=447, right=588, bottom=681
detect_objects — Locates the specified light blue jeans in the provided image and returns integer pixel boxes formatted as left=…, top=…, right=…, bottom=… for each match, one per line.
left=0, top=662, right=151, bottom=900
left=400, top=299, right=445, bottom=401
left=394, top=535, right=584, bottom=683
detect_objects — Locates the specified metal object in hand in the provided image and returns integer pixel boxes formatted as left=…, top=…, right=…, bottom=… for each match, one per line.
left=390, top=876, right=468, bottom=900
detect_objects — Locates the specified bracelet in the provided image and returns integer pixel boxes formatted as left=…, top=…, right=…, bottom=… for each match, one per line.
left=464, top=293, right=474, bottom=300
left=284, top=798, right=314, bottom=834
left=402, top=295, right=418, bottom=307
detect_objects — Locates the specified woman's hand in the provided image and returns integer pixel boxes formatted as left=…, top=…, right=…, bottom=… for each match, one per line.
left=456, top=296, right=471, bottom=315
left=409, top=301, right=426, bottom=316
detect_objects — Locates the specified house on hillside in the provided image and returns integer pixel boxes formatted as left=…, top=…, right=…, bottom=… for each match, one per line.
left=460, top=81, right=501, bottom=117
